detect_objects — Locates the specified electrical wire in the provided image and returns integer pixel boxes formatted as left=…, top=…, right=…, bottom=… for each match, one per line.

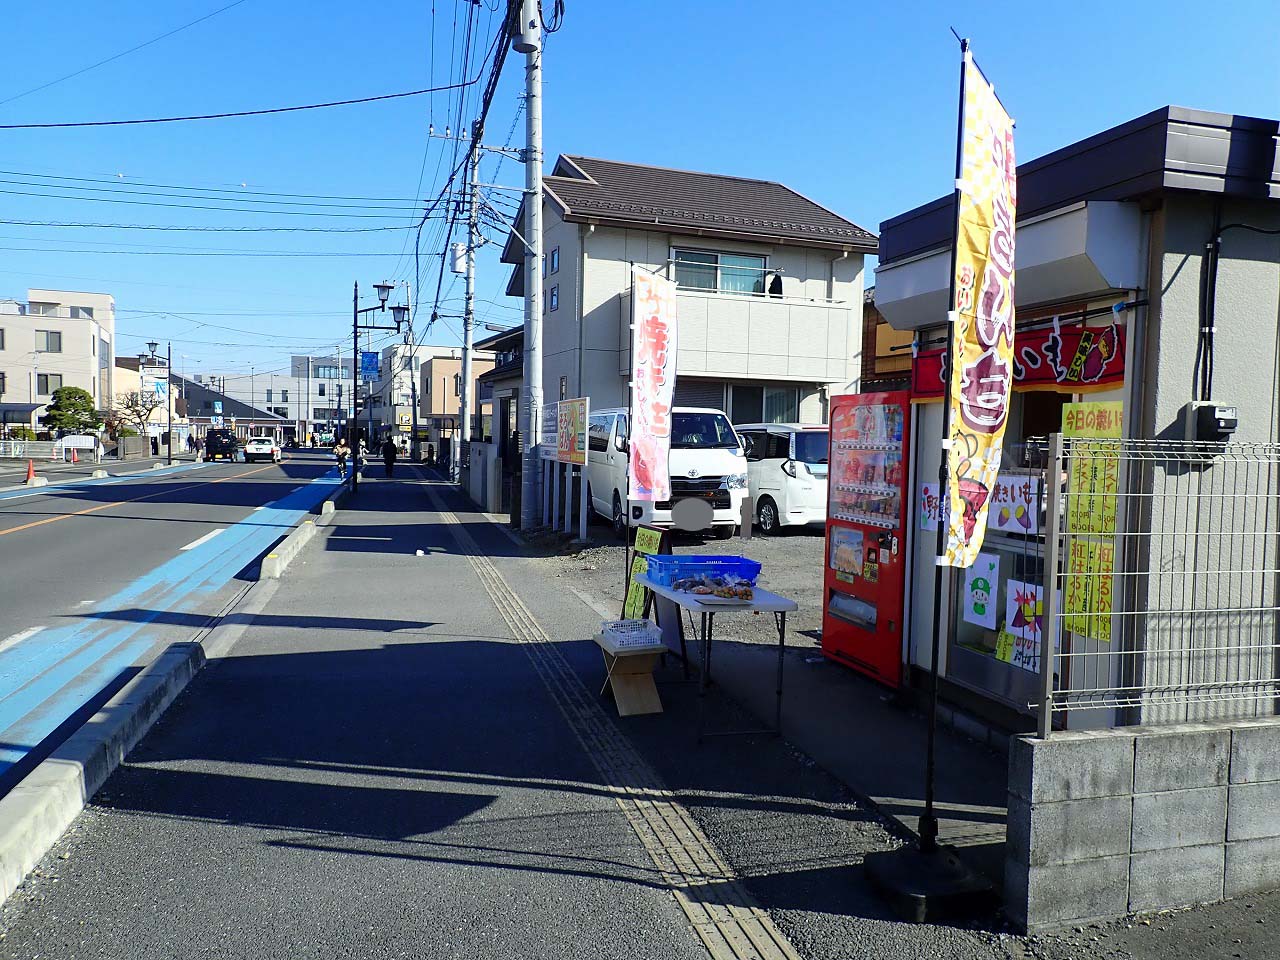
left=0, top=0, right=254, bottom=108
left=0, top=78, right=481, bottom=130
left=0, top=219, right=415, bottom=233
left=0, top=168, right=449, bottom=203
left=0, top=186, right=425, bottom=218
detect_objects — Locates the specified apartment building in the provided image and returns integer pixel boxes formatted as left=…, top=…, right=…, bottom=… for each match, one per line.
left=419, top=349, right=495, bottom=448
left=0, top=289, right=116, bottom=432
left=500, top=156, right=877, bottom=424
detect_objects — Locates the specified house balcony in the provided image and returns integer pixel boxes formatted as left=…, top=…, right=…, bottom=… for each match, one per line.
left=620, top=287, right=856, bottom=385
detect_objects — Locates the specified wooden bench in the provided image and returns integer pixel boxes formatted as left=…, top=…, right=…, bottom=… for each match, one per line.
left=592, top=631, right=666, bottom=717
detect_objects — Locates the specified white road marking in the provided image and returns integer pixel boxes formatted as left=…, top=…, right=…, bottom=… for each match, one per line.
left=180, top=528, right=225, bottom=551
left=0, top=626, right=42, bottom=656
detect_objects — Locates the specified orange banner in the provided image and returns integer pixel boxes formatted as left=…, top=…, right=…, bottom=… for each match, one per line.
left=942, top=51, right=1017, bottom=568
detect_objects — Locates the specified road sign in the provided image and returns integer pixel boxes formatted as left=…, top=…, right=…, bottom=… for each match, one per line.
left=213, top=400, right=223, bottom=414
left=360, top=351, right=379, bottom=382
left=210, top=415, right=224, bottom=427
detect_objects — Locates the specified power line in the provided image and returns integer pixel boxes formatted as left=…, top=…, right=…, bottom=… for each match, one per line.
left=0, top=245, right=411, bottom=257
left=0, top=186, right=424, bottom=218
left=0, top=219, right=416, bottom=233
left=0, top=0, right=254, bottom=108
left=0, top=79, right=480, bottom=130
left=0, top=168, right=452, bottom=203
left=0, top=176, right=426, bottom=211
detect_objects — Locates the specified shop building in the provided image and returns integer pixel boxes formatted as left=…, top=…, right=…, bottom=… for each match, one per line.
left=862, top=105, right=1280, bottom=929
left=501, top=155, right=877, bottom=424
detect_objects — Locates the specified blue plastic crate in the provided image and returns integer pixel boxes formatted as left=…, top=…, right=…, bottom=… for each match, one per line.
left=644, top=554, right=762, bottom=587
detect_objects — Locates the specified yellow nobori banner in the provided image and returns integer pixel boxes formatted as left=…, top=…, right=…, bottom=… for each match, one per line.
left=943, top=51, right=1017, bottom=568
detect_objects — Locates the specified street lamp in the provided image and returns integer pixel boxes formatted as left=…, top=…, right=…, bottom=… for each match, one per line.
left=350, top=280, right=405, bottom=492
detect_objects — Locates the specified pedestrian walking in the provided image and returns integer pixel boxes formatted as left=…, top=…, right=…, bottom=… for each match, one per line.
left=427, top=442, right=435, bottom=466
left=381, top=437, right=398, bottom=479
left=333, top=437, right=351, bottom=477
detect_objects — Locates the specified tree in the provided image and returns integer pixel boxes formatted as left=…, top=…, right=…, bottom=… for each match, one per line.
left=43, top=386, right=102, bottom=434
left=114, top=391, right=164, bottom=437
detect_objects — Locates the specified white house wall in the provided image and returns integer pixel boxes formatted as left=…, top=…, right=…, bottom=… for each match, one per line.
left=568, top=220, right=864, bottom=411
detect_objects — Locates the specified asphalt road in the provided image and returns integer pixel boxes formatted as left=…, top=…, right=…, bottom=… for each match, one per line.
left=0, top=451, right=340, bottom=792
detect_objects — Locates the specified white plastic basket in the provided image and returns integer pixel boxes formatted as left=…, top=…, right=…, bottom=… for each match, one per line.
left=600, top=619, right=663, bottom=650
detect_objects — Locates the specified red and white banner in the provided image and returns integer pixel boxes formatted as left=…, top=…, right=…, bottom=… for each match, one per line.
left=629, top=266, right=678, bottom=501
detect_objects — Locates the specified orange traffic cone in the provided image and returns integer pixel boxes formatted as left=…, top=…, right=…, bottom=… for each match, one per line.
left=25, top=460, right=35, bottom=482
left=70, top=447, right=79, bottom=464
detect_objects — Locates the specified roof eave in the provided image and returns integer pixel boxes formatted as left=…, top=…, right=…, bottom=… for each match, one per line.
left=557, top=209, right=877, bottom=253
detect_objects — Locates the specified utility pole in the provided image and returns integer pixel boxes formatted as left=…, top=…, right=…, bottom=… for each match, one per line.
left=460, top=120, right=481, bottom=472
left=515, top=0, right=543, bottom=530
left=352, top=282, right=360, bottom=489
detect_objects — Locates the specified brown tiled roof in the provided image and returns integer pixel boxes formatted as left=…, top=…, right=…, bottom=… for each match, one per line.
left=502, top=155, right=876, bottom=262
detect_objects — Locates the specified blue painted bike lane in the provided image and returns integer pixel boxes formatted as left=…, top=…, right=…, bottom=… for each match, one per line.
left=0, top=470, right=345, bottom=782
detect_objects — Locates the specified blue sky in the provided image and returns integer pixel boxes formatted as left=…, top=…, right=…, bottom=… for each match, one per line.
left=1, top=0, right=1275, bottom=386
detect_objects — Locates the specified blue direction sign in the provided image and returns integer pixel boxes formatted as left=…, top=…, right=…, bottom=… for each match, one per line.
left=360, top=351, right=379, bottom=382
left=213, top=400, right=223, bottom=414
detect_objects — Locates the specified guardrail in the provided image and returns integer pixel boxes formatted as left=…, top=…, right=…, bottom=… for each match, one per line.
left=0, top=440, right=58, bottom=460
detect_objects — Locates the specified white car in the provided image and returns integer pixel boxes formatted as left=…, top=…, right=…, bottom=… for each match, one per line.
left=586, top=406, right=748, bottom=539
left=243, top=436, right=282, bottom=464
left=735, top=423, right=829, bottom=534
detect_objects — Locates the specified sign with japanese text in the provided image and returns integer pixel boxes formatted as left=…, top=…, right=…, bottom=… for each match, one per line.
left=629, top=266, right=678, bottom=502
left=913, top=321, right=1125, bottom=400
left=922, top=474, right=1037, bottom=534
left=539, top=404, right=558, bottom=460
left=942, top=49, right=1017, bottom=569
left=360, top=351, right=379, bottom=382
left=557, top=398, right=588, bottom=466
left=1062, top=400, right=1122, bottom=642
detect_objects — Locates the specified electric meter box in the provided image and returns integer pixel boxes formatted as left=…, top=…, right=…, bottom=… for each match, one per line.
left=1184, top=401, right=1238, bottom=442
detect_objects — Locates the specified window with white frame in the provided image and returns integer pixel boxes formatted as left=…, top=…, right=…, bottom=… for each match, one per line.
left=35, top=330, right=62, bottom=352
left=69, top=306, right=94, bottom=319
left=549, top=285, right=559, bottom=311
left=37, top=373, right=62, bottom=394
left=550, top=246, right=560, bottom=274
left=28, top=302, right=58, bottom=316
left=673, top=248, right=767, bottom=295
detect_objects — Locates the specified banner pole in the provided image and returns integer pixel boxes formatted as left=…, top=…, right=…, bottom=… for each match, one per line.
left=920, top=34, right=970, bottom=856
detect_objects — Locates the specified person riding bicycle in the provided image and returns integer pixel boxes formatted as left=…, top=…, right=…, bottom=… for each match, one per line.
left=333, top=437, right=351, bottom=477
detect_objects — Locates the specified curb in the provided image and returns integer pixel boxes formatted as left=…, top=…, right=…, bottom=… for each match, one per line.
left=260, top=521, right=316, bottom=579
left=0, top=577, right=280, bottom=905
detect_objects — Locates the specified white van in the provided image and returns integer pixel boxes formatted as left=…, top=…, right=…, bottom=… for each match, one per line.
left=735, top=423, right=829, bottom=534
left=586, top=406, right=747, bottom=538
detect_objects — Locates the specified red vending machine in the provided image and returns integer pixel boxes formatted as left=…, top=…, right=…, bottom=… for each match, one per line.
left=822, top=391, right=912, bottom=687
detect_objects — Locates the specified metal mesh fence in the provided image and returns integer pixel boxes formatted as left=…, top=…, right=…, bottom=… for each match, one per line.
left=1039, top=437, right=1280, bottom=735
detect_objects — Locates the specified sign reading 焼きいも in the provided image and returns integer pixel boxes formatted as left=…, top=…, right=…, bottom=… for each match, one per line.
left=921, top=475, right=1037, bottom=534
left=941, top=48, right=1017, bottom=569
left=912, top=320, right=1125, bottom=399
left=1062, top=400, right=1122, bottom=643
left=557, top=398, right=588, bottom=466
left=629, top=266, right=678, bottom=502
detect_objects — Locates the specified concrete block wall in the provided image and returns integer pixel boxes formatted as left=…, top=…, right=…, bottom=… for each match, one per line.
left=1005, top=719, right=1280, bottom=932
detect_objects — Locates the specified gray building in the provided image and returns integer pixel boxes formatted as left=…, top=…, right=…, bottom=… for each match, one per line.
left=501, top=155, right=877, bottom=423
left=876, top=105, right=1280, bottom=929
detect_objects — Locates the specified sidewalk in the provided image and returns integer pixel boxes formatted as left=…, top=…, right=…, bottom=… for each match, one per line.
left=3, top=472, right=1278, bottom=960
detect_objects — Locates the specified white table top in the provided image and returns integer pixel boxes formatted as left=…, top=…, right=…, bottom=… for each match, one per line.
left=634, top=573, right=798, bottom=614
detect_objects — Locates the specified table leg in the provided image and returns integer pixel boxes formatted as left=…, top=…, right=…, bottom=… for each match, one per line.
left=697, top=611, right=709, bottom=743
left=774, top=610, right=786, bottom=734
